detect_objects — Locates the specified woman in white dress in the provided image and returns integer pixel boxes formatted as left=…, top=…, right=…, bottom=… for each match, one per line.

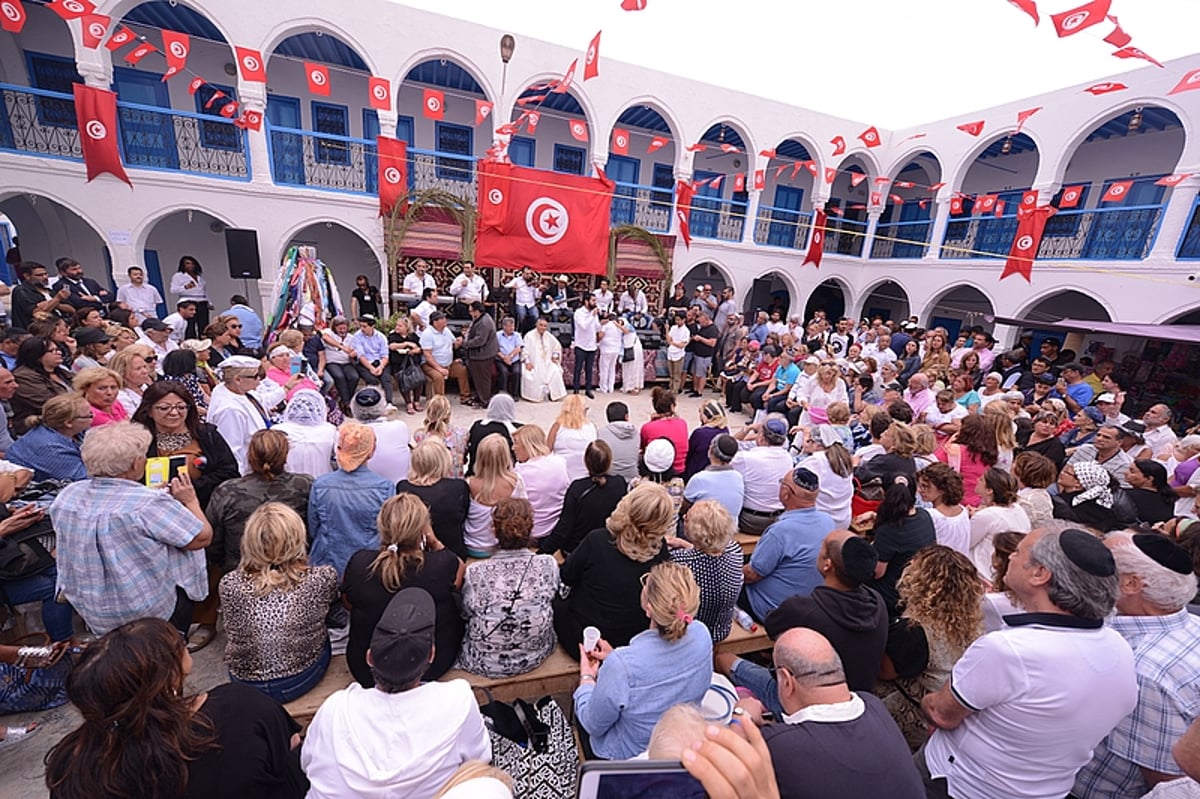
left=547, top=394, right=597, bottom=481
left=597, top=315, right=623, bottom=394
left=916, top=462, right=972, bottom=557
left=618, top=317, right=644, bottom=395
left=207, top=356, right=272, bottom=474
left=968, top=468, right=1032, bottom=578
left=169, top=255, right=210, bottom=331
left=273, top=389, right=337, bottom=477
left=521, top=317, right=567, bottom=402
left=795, top=425, right=854, bottom=529
left=800, top=364, right=849, bottom=427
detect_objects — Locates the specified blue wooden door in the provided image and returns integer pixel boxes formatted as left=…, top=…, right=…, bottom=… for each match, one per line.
left=607, top=154, right=640, bottom=226
left=768, top=185, right=804, bottom=247
left=267, top=95, right=304, bottom=186
left=690, top=170, right=722, bottom=239
left=113, top=68, right=178, bottom=170
left=142, top=250, right=169, bottom=318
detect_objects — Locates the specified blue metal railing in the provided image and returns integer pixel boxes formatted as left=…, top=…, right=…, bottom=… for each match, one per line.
left=267, top=123, right=376, bottom=194
left=1177, top=196, right=1200, bottom=260
left=0, top=83, right=83, bottom=161
left=872, top=219, right=932, bottom=259
left=753, top=204, right=814, bottom=250
left=690, top=196, right=748, bottom=242
left=115, top=97, right=249, bottom=181
left=825, top=216, right=869, bottom=257
left=942, top=202, right=1166, bottom=261
left=610, top=180, right=672, bottom=232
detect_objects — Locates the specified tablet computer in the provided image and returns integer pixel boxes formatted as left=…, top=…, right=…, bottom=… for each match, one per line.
left=577, top=760, right=707, bottom=799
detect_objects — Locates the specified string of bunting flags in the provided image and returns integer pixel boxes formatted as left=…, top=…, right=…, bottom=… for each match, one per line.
left=1004, top=0, right=1164, bottom=69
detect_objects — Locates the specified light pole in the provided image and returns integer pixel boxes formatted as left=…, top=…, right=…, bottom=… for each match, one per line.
left=500, top=34, right=515, bottom=95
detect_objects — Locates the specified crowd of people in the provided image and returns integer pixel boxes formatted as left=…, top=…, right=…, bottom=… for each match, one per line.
left=2, top=255, right=1200, bottom=799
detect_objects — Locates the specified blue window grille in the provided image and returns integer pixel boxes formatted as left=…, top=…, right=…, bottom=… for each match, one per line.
left=1177, top=196, right=1200, bottom=260
left=690, top=170, right=722, bottom=239
left=25, top=52, right=80, bottom=128
left=608, top=154, right=640, bottom=225
left=363, top=110, right=380, bottom=194
left=435, top=121, right=473, bottom=181
left=192, top=83, right=240, bottom=152
left=509, top=136, right=535, bottom=167
left=1044, top=184, right=1092, bottom=238
left=267, top=94, right=303, bottom=186
left=113, top=68, right=178, bottom=171
left=1080, top=176, right=1167, bottom=260
left=553, top=144, right=586, bottom=175
left=312, top=101, right=349, bottom=166
left=766, top=186, right=804, bottom=247
left=651, top=162, right=674, bottom=210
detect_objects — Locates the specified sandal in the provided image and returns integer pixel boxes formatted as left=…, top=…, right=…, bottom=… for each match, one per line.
left=0, top=723, right=39, bottom=750
left=406, top=404, right=416, bottom=415
left=186, top=623, right=217, bottom=653
left=414, top=402, right=424, bottom=412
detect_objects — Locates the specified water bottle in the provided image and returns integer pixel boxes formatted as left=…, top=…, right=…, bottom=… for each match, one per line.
left=733, top=609, right=757, bottom=632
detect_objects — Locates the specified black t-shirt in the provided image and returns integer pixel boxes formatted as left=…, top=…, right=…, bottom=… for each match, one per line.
left=557, top=528, right=667, bottom=648
left=692, top=324, right=720, bottom=358
left=387, top=331, right=420, bottom=371
left=352, top=286, right=381, bottom=317
left=1129, top=489, right=1174, bottom=525
left=869, top=509, right=937, bottom=615
left=301, top=332, right=324, bottom=372
left=184, top=683, right=307, bottom=799
left=464, top=420, right=520, bottom=477
left=341, top=547, right=463, bottom=688
left=396, top=478, right=471, bottom=559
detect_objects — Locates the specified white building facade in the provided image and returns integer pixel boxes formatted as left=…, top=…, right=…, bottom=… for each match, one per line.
left=1, top=0, right=1198, bottom=339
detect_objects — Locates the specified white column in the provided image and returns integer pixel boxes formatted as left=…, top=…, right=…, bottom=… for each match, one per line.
left=742, top=178, right=761, bottom=245
left=377, top=110, right=399, bottom=139
left=1149, top=171, right=1200, bottom=259
left=862, top=208, right=884, bottom=258
left=237, top=81, right=272, bottom=186
left=924, top=197, right=952, bottom=261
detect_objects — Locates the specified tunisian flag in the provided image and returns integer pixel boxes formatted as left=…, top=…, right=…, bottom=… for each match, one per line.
left=377, top=136, right=408, bottom=218
left=475, top=161, right=614, bottom=274
left=802, top=210, right=827, bottom=269
left=675, top=181, right=695, bottom=249
left=1002, top=205, right=1057, bottom=282
left=74, top=84, right=130, bottom=186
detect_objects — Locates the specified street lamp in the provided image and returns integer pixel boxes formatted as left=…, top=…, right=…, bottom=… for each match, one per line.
left=500, top=34, right=515, bottom=93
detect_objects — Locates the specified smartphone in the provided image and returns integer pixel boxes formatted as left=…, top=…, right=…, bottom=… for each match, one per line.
left=577, top=760, right=707, bottom=799
left=145, top=455, right=189, bottom=488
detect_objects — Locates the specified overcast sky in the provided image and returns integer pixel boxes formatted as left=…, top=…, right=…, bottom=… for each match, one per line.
left=391, top=0, right=1200, bottom=128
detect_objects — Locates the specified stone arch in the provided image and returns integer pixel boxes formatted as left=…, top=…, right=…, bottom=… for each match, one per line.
left=692, top=117, right=756, bottom=172
left=281, top=220, right=386, bottom=313
left=804, top=277, right=851, bottom=323
left=882, top=147, right=945, bottom=183
left=259, top=19, right=380, bottom=78
left=0, top=190, right=110, bottom=281
left=107, top=0, right=238, bottom=55
left=949, top=130, right=1044, bottom=194
left=855, top=279, right=911, bottom=323
left=922, top=283, right=996, bottom=337
left=1016, top=288, right=1113, bottom=323
left=744, top=268, right=799, bottom=318
left=1056, top=99, right=1190, bottom=184
left=677, top=259, right=735, bottom=293
left=607, top=97, right=684, bottom=152
left=395, top=48, right=499, bottom=107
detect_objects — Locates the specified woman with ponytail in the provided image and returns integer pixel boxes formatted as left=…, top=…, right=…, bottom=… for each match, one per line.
left=342, top=493, right=464, bottom=688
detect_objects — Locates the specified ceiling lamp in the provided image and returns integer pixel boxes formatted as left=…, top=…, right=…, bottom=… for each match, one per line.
left=1128, top=107, right=1143, bottom=132
left=1000, top=137, right=1013, bottom=154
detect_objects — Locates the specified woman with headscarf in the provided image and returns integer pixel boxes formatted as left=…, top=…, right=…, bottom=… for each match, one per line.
left=274, top=389, right=337, bottom=478
left=464, top=394, right=522, bottom=477
left=1052, top=460, right=1138, bottom=532
left=1061, top=406, right=1105, bottom=454
left=308, top=422, right=395, bottom=577
left=207, top=356, right=273, bottom=475
left=349, top=387, right=412, bottom=484
left=683, top=401, right=728, bottom=482
left=1125, top=460, right=1176, bottom=525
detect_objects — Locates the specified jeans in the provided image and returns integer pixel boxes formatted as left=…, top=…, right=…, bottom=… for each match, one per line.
left=573, top=347, right=596, bottom=392
left=326, top=362, right=358, bottom=406
left=515, top=304, right=537, bottom=333
left=730, top=657, right=784, bottom=720
left=230, top=641, right=332, bottom=703
left=4, top=567, right=73, bottom=641
left=356, top=362, right=393, bottom=403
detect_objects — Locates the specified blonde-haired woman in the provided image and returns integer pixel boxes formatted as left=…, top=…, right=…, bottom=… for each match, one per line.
left=554, top=482, right=672, bottom=652
left=73, top=366, right=126, bottom=426
left=412, top=394, right=467, bottom=477
left=513, top=424, right=571, bottom=542
left=110, top=343, right=156, bottom=417
left=982, top=400, right=1017, bottom=471
left=342, top=493, right=464, bottom=686
left=668, top=499, right=744, bottom=641
left=218, top=502, right=338, bottom=702
left=575, top=561, right=713, bottom=760
left=397, top=438, right=471, bottom=559
left=463, top=433, right=527, bottom=558
left=6, top=392, right=90, bottom=481
left=547, top=393, right=597, bottom=481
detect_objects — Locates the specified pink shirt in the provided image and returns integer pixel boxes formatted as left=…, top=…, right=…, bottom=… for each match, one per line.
left=266, top=366, right=320, bottom=401
left=91, top=402, right=128, bottom=427
left=639, top=416, right=689, bottom=475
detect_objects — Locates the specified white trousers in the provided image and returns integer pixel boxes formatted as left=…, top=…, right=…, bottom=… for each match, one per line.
left=598, top=351, right=620, bottom=393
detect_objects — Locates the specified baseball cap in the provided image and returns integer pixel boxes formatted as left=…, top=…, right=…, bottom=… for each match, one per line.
left=1096, top=392, right=1117, bottom=404
left=369, top=587, right=436, bottom=687
left=141, top=318, right=169, bottom=332
left=74, top=327, right=112, bottom=346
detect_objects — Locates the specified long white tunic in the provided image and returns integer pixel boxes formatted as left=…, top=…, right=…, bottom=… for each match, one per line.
left=521, top=329, right=567, bottom=402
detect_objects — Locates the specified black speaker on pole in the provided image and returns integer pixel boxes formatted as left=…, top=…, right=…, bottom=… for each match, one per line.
left=224, top=228, right=262, bottom=279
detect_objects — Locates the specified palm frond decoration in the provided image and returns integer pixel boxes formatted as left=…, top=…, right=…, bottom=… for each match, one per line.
left=383, top=188, right=478, bottom=272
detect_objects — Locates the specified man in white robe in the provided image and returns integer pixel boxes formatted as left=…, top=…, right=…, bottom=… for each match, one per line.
left=521, top=317, right=566, bottom=402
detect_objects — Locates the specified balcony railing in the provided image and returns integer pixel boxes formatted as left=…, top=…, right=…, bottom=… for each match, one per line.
left=753, top=205, right=813, bottom=250
left=610, top=180, right=672, bottom=232
left=871, top=219, right=932, bottom=259
left=690, top=197, right=747, bottom=242
left=942, top=203, right=1165, bottom=261
left=267, top=124, right=375, bottom=195
left=1177, top=197, right=1200, bottom=260
left=825, top=216, right=868, bottom=257
left=0, top=83, right=83, bottom=161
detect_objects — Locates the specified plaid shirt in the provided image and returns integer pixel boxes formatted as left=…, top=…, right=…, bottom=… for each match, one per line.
left=51, top=477, right=206, bottom=635
left=1074, top=610, right=1200, bottom=799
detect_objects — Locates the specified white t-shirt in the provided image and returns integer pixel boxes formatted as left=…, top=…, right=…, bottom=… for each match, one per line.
left=926, top=404, right=968, bottom=430
left=732, top=445, right=794, bottom=513
left=667, top=324, right=690, bottom=361
left=117, top=282, right=163, bottom=319
left=927, top=505, right=971, bottom=557
left=402, top=272, right=437, bottom=296
left=925, top=620, right=1137, bottom=799
left=573, top=308, right=601, bottom=352
left=599, top=320, right=623, bottom=355
left=968, top=504, right=1031, bottom=578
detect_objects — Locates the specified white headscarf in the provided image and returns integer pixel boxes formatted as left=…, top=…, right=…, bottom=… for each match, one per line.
left=484, top=393, right=518, bottom=433
left=281, top=389, right=327, bottom=426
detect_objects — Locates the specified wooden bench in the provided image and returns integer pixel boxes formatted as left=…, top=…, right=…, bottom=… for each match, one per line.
left=285, top=624, right=773, bottom=728
left=735, top=532, right=759, bottom=558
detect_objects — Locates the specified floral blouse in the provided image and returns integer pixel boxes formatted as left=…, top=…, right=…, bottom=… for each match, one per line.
left=413, top=425, right=468, bottom=478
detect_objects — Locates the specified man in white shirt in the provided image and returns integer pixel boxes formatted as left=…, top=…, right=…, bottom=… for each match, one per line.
left=731, top=416, right=796, bottom=534
left=116, top=265, right=163, bottom=321
left=161, top=300, right=197, bottom=345
left=594, top=277, right=615, bottom=315
left=919, top=527, right=1137, bottom=799
left=401, top=258, right=438, bottom=297
left=302, top=588, right=490, bottom=799
left=765, top=311, right=787, bottom=338
left=1141, top=404, right=1179, bottom=458
left=618, top=279, right=650, bottom=328
left=411, top=288, right=438, bottom=331
left=419, top=311, right=470, bottom=403
left=448, top=261, right=488, bottom=319
left=572, top=292, right=602, bottom=398
left=504, top=266, right=539, bottom=333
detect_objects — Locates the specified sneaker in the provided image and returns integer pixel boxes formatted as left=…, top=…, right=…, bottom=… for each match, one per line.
left=686, top=391, right=701, bottom=398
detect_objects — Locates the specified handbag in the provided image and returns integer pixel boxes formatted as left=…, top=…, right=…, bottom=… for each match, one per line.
left=851, top=476, right=885, bottom=520
left=398, top=360, right=426, bottom=393
left=0, top=513, right=55, bottom=582
left=481, top=691, right=579, bottom=799
left=622, top=346, right=636, bottom=363
left=0, top=634, right=71, bottom=714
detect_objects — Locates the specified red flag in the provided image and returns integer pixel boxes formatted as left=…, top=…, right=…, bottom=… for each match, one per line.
left=870, top=192, right=882, bottom=206
left=802, top=210, right=827, bottom=269
left=929, top=182, right=945, bottom=192
left=1156, top=174, right=1192, bottom=187
left=1016, top=107, right=1041, bottom=133
left=1085, top=81, right=1126, bottom=95
left=621, top=0, right=647, bottom=9
left=774, top=164, right=788, bottom=178
left=918, top=200, right=928, bottom=210
left=105, top=26, right=135, bottom=51
left=1020, top=189, right=1039, bottom=210
left=80, top=13, right=109, bottom=48
left=759, top=148, right=776, bottom=158
left=805, top=162, right=818, bottom=177
left=1059, top=185, right=1084, bottom=208
left=830, top=136, right=846, bottom=156
left=733, top=174, right=746, bottom=193
left=1050, top=0, right=1111, bottom=37
left=1113, top=47, right=1163, bottom=69
left=975, top=194, right=998, bottom=214
left=611, top=128, right=630, bottom=156
left=552, top=59, right=577, bottom=94
left=1006, top=0, right=1039, bottom=25
left=48, top=0, right=93, bottom=20
left=719, top=143, right=739, bottom=154
left=686, top=143, right=706, bottom=153
left=791, top=162, right=804, bottom=179
left=73, top=84, right=130, bottom=186
left=1169, top=69, right=1200, bottom=95
left=516, top=95, right=546, bottom=106
left=956, top=120, right=985, bottom=137
left=377, top=136, right=409, bottom=218
left=526, top=112, right=541, bottom=134
left=890, top=194, right=904, bottom=205
left=895, top=181, right=915, bottom=189
left=950, top=197, right=964, bottom=215
left=569, top=119, right=588, bottom=142
left=850, top=173, right=867, bottom=188
left=874, top=176, right=891, bottom=187
left=422, top=89, right=444, bottom=120
left=994, top=200, right=1006, bottom=217
left=474, top=100, right=493, bottom=126
left=827, top=207, right=843, bottom=217
left=693, top=178, right=711, bottom=189
left=368, top=77, right=392, bottom=111
left=235, top=47, right=267, bottom=82
left=647, top=136, right=668, bottom=153
left=824, top=167, right=836, bottom=185
left=0, top=0, right=26, bottom=33
left=187, top=77, right=205, bottom=96
left=1102, top=180, right=1133, bottom=202
left=584, top=31, right=601, bottom=80
left=710, top=175, right=724, bottom=190
left=123, top=42, right=156, bottom=66
left=753, top=170, right=764, bottom=191
left=218, top=102, right=238, bottom=118
left=476, top=160, right=615, bottom=273
left=305, top=62, right=330, bottom=96
left=1103, top=24, right=1131, bottom=48
left=495, top=122, right=520, bottom=136
left=236, top=109, right=262, bottom=132
left=160, top=31, right=189, bottom=81
left=675, top=182, right=694, bottom=249
left=858, top=127, right=881, bottom=148
left=1002, top=205, right=1057, bottom=281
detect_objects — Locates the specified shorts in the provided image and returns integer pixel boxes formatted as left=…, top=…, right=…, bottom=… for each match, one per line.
left=692, top=356, right=713, bottom=377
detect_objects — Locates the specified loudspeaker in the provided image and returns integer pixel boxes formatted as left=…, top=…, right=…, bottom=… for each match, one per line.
left=224, top=228, right=261, bottom=279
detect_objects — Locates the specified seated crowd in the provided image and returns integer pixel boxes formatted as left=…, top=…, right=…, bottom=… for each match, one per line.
left=3, top=258, right=1200, bottom=799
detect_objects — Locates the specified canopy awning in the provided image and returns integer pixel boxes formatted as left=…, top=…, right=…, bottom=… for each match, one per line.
left=993, top=317, right=1200, bottom=346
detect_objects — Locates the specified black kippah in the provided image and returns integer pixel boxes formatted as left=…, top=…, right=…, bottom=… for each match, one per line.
left=1060, top=529, right=1116, bottom=578
left=840, top=536, right=879, bottom=585
left=1133, top=533, right=1195, bottom=576
left=354, top=387, right=382, bottom=407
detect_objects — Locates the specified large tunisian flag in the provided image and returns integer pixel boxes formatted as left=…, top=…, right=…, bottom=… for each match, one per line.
left=475, top=161, right=614, bottom=275
left=73, top=84, right=130, bottom=186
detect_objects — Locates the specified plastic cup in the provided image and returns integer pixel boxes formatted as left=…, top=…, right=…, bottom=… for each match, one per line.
left=582, top=626, right=601, bottom=653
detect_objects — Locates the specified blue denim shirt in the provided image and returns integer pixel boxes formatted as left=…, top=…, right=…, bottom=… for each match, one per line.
left=7, top=424, right=86, bottom=482
left=308, top=466, right=395, bottom=577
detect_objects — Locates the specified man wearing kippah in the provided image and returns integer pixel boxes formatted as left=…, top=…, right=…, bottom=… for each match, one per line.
left=1074, top=532, right=1200, bottom=799
left=918, top=526, right=1137, bottom=799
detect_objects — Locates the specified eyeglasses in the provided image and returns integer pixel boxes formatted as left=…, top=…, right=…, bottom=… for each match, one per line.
left=153, top=404, right=188, bottom=414
left=75, top=413, right=94, bottom=420
left=142, top=356, right=157, bottom=363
